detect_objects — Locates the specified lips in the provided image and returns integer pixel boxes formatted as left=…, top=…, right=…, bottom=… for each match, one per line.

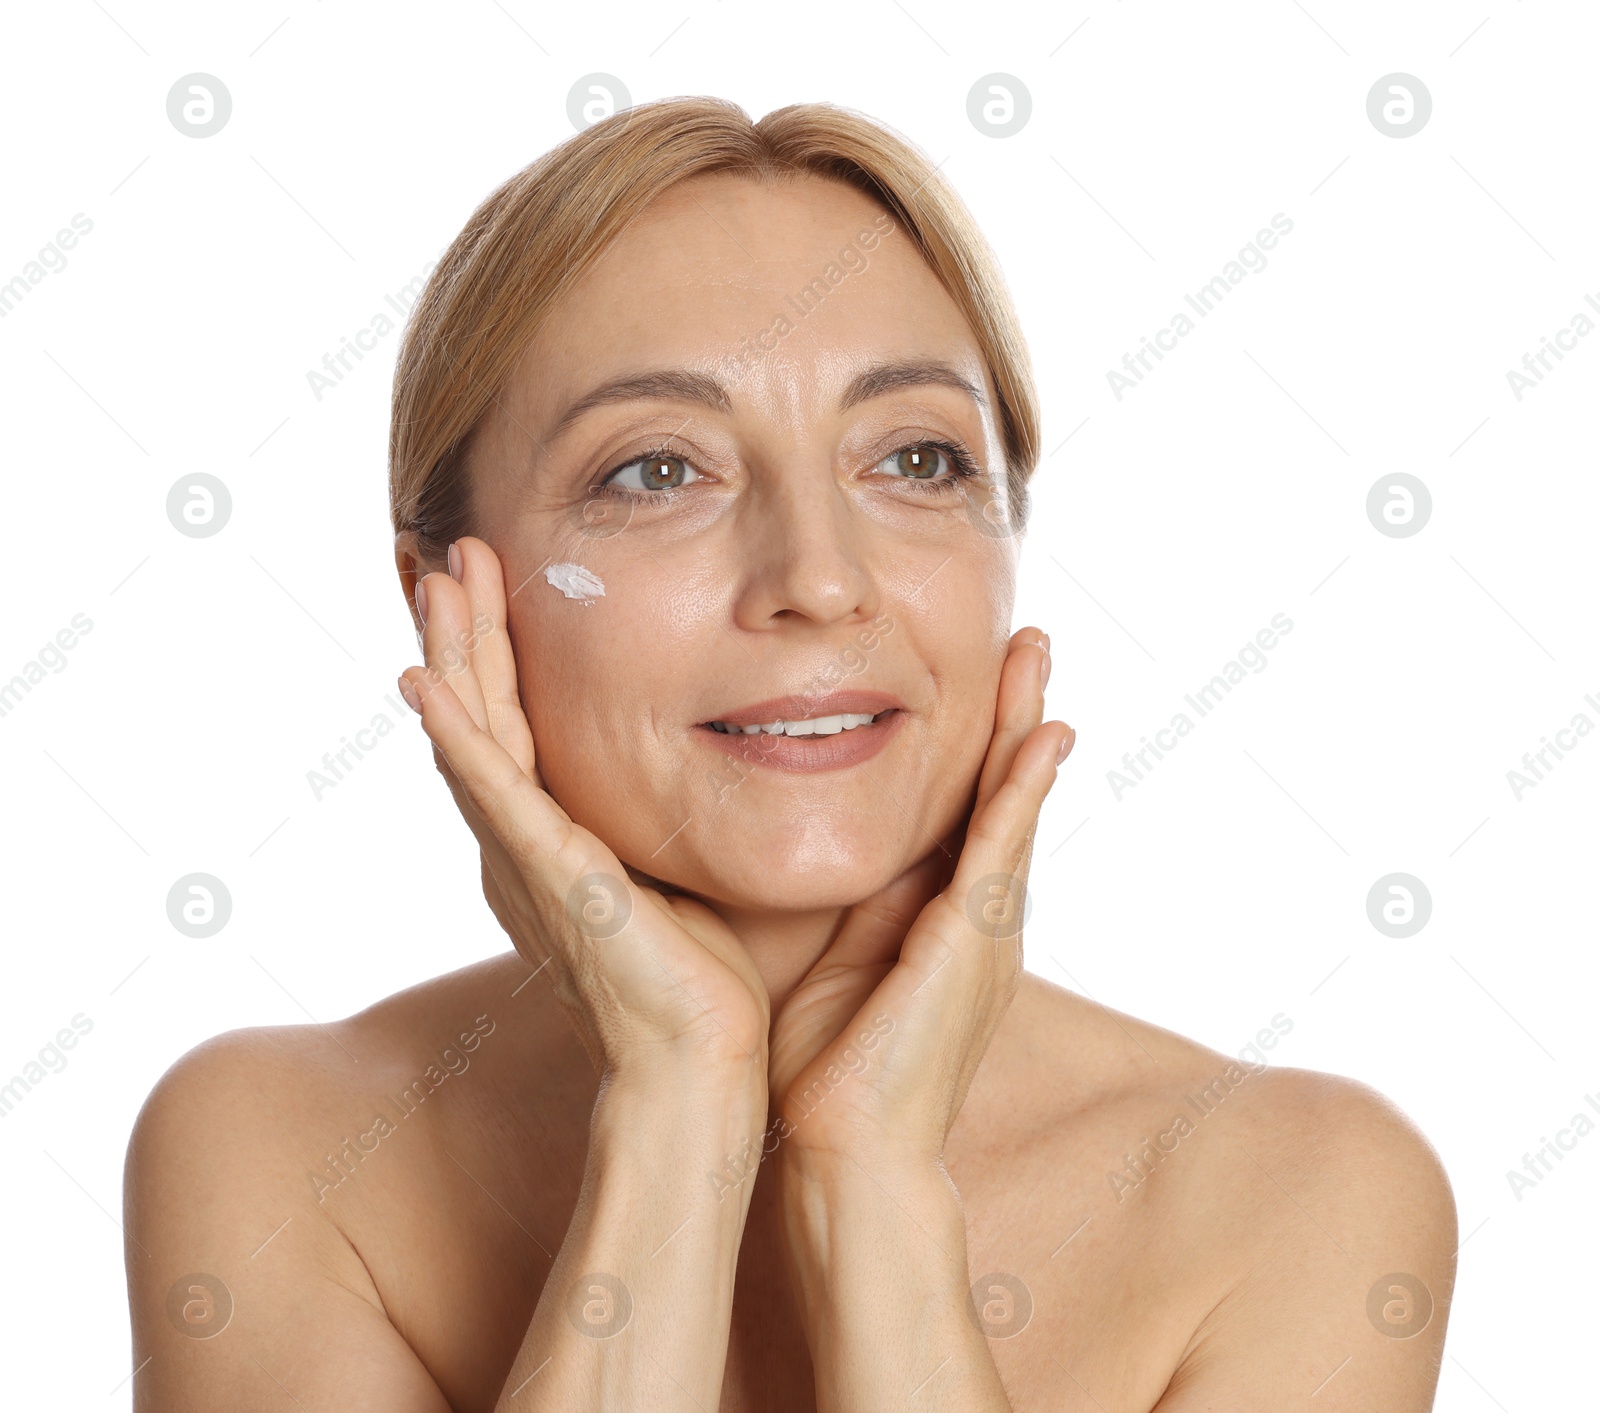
left=695, top=688, right=907, bottom=775
left=699, top=689, right=905, bottom=730
left=697, top=705, right=905, bottom=774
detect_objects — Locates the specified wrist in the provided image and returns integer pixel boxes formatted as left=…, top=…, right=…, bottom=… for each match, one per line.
left=602, top=1042, right=768, bottom=1111
left=778, top=1146, right=967, bottom=1276
left=777, top=1136, right=950, bottom=1197
left=591, top=1063, right=770, bottom=1209
left=777, top=1152, right=1004, bottom=1410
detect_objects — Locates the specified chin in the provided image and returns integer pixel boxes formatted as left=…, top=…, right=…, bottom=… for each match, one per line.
left=690, top=870, right=895, bottom=916
left=658, top=831, right=915, bottom=915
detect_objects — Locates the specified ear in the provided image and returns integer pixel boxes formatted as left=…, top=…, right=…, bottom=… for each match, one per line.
left=394, top=529, right=439, bottom=637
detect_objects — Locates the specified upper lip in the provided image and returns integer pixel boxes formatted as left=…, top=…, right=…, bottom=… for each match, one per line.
left=702, top=689, right=905, bottom=729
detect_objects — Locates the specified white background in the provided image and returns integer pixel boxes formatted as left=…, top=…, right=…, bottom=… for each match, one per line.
left=1, top=0, right=1593, bottom=1405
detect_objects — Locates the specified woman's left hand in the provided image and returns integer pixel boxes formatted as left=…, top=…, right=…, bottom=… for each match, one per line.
left=765, top=626, right=1073, bottom=1175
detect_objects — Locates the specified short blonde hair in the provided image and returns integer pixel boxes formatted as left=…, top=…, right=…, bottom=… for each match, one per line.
left=389, top=95, right=1039, bottom=563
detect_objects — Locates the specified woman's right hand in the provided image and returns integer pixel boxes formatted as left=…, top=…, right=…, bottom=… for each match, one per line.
left=397, top=535, right=770, bottom=1095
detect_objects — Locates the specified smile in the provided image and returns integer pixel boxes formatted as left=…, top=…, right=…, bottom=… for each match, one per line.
left=707, top=711, right=889, bottom=737
left=696, top=691, right=906, bottom=773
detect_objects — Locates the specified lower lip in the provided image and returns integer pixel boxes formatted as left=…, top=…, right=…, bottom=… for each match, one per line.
left=694, top=710, right=905, bottom=774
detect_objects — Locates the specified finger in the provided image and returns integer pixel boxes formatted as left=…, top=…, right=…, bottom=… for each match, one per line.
left=817, top=713, right=1070, bottom=1140
left=398, top=661, right=578, bottom=872
left=771, top=841, right=951, bottom=1015
left=416, top=697, right=724, bottom=1060
left=415, top=567, right=492, bottom=734
left=422, top=733, right=593, bottom=1014
left=951, top=718, right=1073, bottom=929
left=881, top=725, right=1068, bottom=1119
left=403, top=668, right=660, bottom=1012
left=450, top=537, right=539, bottom=781
left=890, top=717, right=1068, bottom=988
left=916, top=630, right=1045, bottom=899
left=430, top=740, right=543, bottom=903
left=822, top=847, right=951, bottom=973
left=765, top=849, right=948, bottom=1098
left=971, top=627, right=1050, bottom=820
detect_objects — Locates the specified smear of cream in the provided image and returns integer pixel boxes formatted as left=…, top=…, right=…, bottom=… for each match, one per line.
left=544, top=562, right=606, bottom=603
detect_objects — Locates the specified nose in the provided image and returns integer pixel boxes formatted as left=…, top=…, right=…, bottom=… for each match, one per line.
left=731, top=452, right=881, bottom=632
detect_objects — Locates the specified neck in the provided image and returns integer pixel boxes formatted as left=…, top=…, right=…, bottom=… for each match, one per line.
left=711, top=902, right=848, bottom=1014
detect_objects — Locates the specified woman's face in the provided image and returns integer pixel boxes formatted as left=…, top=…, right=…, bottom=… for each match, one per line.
left=466, top=171, right=1022, bottom=912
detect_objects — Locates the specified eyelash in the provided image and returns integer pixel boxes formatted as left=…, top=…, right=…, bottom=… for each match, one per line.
left=594, top=437, right=984, bottom=504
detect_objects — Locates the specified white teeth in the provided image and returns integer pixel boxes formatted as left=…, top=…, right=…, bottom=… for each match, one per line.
left=780, top=713, right=842, bottom=737
left=712, top=712, right=881, bottom=737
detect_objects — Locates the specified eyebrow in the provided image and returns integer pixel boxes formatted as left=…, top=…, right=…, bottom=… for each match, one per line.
left=545, top=357, right=988, bottom=443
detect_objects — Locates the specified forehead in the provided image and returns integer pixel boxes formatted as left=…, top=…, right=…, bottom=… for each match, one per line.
left=509, top=171, right=991, bottom=427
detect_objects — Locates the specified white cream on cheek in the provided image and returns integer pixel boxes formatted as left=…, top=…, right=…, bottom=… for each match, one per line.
left=544, top=562, right=606, bottom=603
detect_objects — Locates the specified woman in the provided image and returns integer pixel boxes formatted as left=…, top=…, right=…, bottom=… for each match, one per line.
left=124, top=96, right=1456, bottom=1410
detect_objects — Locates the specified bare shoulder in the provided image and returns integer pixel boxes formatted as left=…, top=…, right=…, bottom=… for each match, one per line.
left=1235, top=1061, right=1456, bottom=1221
left=1159, top=1057, right=1458, bottom=1405
left=129, top=1016, right=365, bottom=1161
left=125, top=1016, right=372, bottom=1266
left=122, top=954, right=537, bottom=1411
left=127, top=960, right=485, bottom=1206
left=970, top=975, right=1457, bottom=1409
left=991, top=973, right=1454, bottom=1214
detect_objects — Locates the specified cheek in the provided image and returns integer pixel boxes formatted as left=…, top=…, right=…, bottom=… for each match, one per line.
left=922, top=552, right=1014, bottom=700
left=505, top=567, right=698, bottom=841
left=912, top=559, right=1016, bottom=819
left=509, top=592, right=623, bottom=802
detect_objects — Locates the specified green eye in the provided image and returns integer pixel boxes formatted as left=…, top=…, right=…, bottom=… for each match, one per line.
left=878, top=439, right=982, bottom=489
left=607, top=453, right=700, bottom=494
left=887, top=445, right=945, bottom=479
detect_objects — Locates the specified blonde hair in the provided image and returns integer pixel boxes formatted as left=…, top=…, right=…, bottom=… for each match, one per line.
left=389, top=95, right=1039, bottom=564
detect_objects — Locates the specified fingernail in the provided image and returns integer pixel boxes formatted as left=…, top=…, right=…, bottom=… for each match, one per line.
left=1056, top=727, right=1075, bottom=765
left=397, top=674, right=422, bottom=715
left=1040, top=649, right=1051, bottom=692
left=414, top=577, right=429, bottom=626
left=1041, top=631, right=1051, bottom=654
left=448, top=542, right=462, bottom=582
